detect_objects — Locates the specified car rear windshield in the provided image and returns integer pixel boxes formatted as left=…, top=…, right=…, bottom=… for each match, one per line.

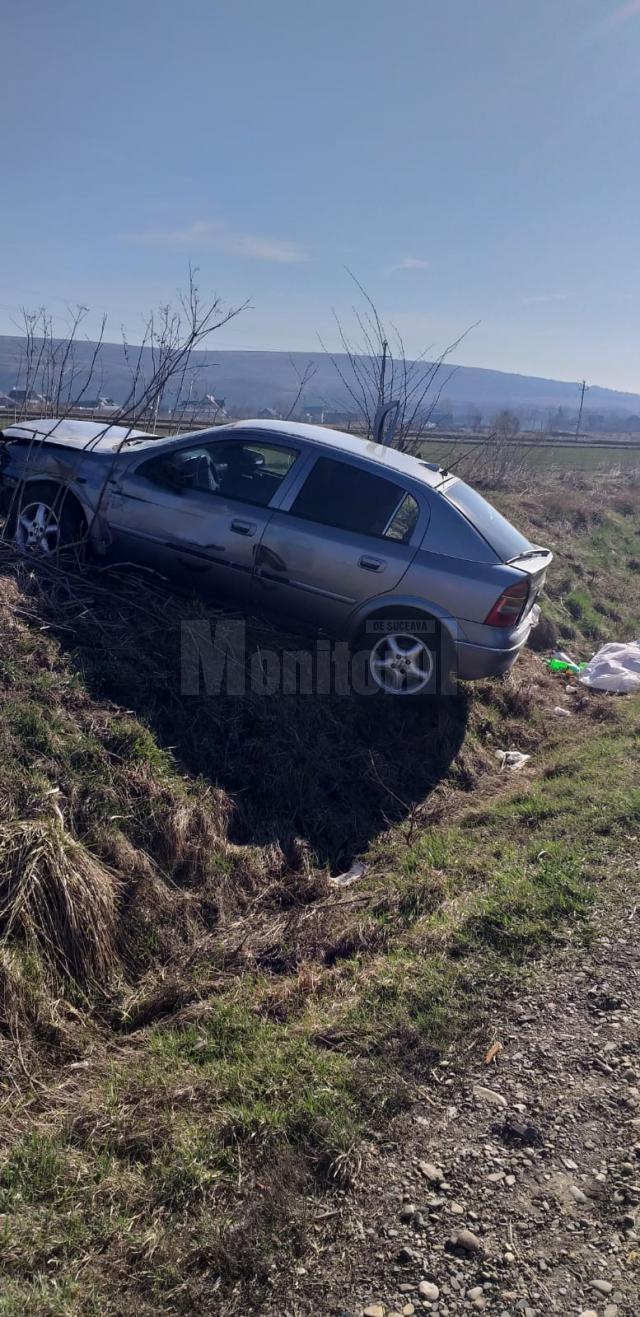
left=444, top=479, right=532, bottom=562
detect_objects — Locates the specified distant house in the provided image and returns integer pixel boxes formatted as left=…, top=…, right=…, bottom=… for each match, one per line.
left=202, top=394, right=226, bottom=416
left=303, top=406, right=356, bottom=427
left=259, top=407, right=281, bottom=420
left=8, top=388, right=47, bottom=405
left=303, top=405, right=326, bottom=423
left=179, top=394, right=226, bottom=417
left=77, top=397, right=118, bottom=411
left=426, top=409, right=453, bottom=427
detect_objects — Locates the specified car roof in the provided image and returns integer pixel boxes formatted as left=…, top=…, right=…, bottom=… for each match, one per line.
left=1, top=416, right=447, bottom=489
left=1, top=418, right=150, bottom=451
left=159, top=419, right=447, bottom=489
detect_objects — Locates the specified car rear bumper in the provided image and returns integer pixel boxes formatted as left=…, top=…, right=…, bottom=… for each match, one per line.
left=451, top=602, right=540, bottom=681
left=455, top=637, right=525, bottom=681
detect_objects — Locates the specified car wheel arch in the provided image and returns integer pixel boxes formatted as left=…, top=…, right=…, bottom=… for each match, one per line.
left=347, top=596, right=460, bottom=645
left=9, top=479, right=90, bottom=543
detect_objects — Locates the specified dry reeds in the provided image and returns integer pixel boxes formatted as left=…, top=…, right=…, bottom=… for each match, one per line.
left=0, top=807, right=120, bottom=985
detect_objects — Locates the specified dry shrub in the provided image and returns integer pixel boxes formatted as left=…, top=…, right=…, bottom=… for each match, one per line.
left=499, top=676, right=538, bottom=720
left=457, top=436, right=529, bottom=489
left=142, top=789, right=230, bottom=885
left=0, top=945, right=32, bottom=1034
left=0, top=809, right=121, bottom=985
left=117, top=867, right=204, bottom=974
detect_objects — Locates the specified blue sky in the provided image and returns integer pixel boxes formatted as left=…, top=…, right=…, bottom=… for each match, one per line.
left=2, top=0, right=640, bottom=390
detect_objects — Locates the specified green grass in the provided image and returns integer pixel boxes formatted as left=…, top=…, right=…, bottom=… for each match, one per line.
left=493, top=477, right=640, bottom=655
left=2, top=701, right=637, bottom=1313
left=0, top=475, right=638, bottom=1312
left=419, top=436, right=640, bottom=473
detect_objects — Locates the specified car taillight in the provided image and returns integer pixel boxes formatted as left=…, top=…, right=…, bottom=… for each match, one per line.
left=484, top=579, right=529, bottom=627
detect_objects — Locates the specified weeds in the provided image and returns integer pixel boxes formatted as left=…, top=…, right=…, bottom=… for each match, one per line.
left=0, top=476, right=637, bottom=1311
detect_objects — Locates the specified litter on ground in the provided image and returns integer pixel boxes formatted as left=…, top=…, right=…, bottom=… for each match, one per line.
left=553, top=706, right=573, bottom=717
left=495, top=750, right=531, bottom=771
left=547, top=655, right=586, bottom=676
left=578, top=640, right=640, bottom=694
left=329, top=860, right=367, bottom=887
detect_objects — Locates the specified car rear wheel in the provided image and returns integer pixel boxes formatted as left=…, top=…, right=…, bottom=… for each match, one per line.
left=369, top=630, right=435, bottom=695
left=356, top=617, right=448, bottom=698
left=10, top=483, right=86, bottom=560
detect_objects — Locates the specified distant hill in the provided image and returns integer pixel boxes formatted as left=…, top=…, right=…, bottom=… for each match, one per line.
left=1, top=334, right=639, bottom=421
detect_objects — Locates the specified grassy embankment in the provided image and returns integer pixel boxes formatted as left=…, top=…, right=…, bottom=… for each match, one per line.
left=0, top=473, right=637, bottom=1314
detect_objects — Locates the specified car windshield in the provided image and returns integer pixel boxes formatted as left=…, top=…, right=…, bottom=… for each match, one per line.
left=445, top=479, right=532, bottom=562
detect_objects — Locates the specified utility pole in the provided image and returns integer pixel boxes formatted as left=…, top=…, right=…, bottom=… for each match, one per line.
left=576, top=379, right=587, bottom=439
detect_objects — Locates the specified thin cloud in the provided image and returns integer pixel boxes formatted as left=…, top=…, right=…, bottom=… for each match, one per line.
left=595, top=1, right=640, bottom=29
left=385, top=257, right=431, bottom=275
left=123, top=219, right=308, bottom=264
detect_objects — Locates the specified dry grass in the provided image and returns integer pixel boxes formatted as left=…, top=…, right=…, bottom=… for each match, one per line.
left=0, top=810, right=120, bottom=986
left=0, top=474, right=637, bottom=1312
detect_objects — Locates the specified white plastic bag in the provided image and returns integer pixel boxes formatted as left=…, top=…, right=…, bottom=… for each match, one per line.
left=495, top=750, right=531, bottom=771
left=579, top=640, right=640, bottom=694
left=329, top=861, right=367, bottom=887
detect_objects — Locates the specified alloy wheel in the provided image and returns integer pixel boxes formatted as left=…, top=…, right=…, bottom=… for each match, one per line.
left=369, top=631, right=434, bottom=695
left=15, top=501, right=61, bottom=556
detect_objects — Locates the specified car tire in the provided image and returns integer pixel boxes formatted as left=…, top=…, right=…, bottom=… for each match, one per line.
left=353, top=617, right=454, bottom=699
left=9, top=482, right=87, bottom=562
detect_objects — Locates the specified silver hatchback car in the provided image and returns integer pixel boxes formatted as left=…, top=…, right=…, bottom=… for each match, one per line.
left=0, top=418, right=551, bottom=694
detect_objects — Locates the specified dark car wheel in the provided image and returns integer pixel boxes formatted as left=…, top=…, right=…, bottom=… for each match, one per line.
left=9, top=482, right=86, bottom=560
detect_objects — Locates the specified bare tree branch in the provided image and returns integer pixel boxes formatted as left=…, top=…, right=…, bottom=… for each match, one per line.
left=321, top=270, right=478, bottom=451
left=285, top=357, right=318, bottom=421
left=1, top=268, right=248, bottom=558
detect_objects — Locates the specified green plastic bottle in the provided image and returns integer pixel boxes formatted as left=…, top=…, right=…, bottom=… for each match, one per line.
left=547, top=658, right=586, bottom=675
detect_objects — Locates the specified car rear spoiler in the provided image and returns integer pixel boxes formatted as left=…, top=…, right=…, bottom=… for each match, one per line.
left=506, top=547, right=552, bottom=569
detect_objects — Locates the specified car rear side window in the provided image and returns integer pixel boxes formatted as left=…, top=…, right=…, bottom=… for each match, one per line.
left=384, top=493, right=419, bottom=543
left=445, top=479, right=531, bottom=561
left=290, top=456, right=414, bottom=539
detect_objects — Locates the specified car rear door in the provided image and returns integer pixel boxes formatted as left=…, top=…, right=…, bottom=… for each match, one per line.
left=104, top=435, right=302, bottom=601
left=254, top=453, right=428, bottom=631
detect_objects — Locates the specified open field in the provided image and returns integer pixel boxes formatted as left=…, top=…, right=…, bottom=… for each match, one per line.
left=419, top=437, right=640, bottom=475
left=0, top=472, right=638, bottom=1313
left=2, top=410, right=640, bottom=474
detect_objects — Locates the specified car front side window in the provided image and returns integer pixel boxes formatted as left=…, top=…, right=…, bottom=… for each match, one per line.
left=136, top=440, right=299, bottom=508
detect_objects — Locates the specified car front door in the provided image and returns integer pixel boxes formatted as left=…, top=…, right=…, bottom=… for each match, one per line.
left=104, top=435, right=301, bottom=601
left=254, top=454, right=427, bottom=631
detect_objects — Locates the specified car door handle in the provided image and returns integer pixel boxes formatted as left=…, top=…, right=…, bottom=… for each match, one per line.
left=358, top=555, right=385, bottom=572
left=230, top=519, right=257, bottom=536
